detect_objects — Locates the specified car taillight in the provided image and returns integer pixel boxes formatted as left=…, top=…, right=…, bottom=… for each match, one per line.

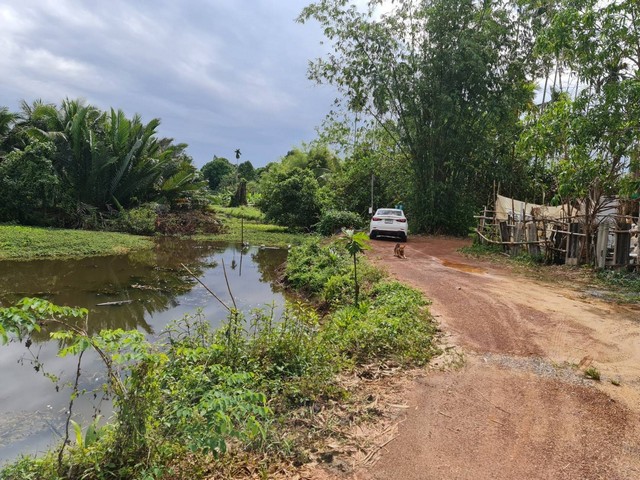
left=372, top=217, right=381, bottom=221
left=396, top=218, right=407, bottom=223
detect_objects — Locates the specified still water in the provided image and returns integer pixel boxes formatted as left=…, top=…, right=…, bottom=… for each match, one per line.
left=0, top=238, right=288, bottom=463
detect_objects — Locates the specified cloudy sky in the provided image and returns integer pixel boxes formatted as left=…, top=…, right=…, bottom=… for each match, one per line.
left=0, top=1, right=344, bottom=168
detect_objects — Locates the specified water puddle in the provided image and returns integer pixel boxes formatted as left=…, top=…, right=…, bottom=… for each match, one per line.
left=0, top=238, right=288, bottom=463
left=441, top=259, right=485, bottom=274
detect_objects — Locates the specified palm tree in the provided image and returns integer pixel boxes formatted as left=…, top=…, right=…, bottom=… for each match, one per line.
left=0, top=107, right=17, bottom=156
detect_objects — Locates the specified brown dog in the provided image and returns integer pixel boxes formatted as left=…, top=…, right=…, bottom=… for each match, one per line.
left=394, top=243, right=406, bottom=259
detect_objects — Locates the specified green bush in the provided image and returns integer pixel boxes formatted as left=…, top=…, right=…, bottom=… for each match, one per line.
left=322, top=281, right=437, bottom=365
left=116, top=205, right=158, bottom=235
left=257, top=167, right=322, bottom=230
left=322, top=274, right=354, bottom=306
left=316, top=210, right=364, bottom=236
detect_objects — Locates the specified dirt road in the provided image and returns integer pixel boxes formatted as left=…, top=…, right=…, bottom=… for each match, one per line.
left=351, top=236, right=640, bottom=480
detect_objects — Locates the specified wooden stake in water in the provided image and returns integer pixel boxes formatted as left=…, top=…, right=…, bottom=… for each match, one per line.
left=241, top=217, right=244, bottom=246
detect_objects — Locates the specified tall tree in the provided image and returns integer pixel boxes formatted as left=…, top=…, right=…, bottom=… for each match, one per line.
left=299, top=0, right=536, bottom=234
left=257, top=167, right=322, bottom=230
left=237, top=160, right=256, bottom=181
left=201, top=156, right=235, bottom=191
left=519, top=0, right=640, bottom=261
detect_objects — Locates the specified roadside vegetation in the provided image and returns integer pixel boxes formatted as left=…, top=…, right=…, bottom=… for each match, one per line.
left=0, top=238, right=438, bottom=479
left=0, top=225, right=152, bottom=260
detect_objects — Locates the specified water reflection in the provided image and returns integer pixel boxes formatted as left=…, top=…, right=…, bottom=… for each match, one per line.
left=0, top=239, right=288, bottom=463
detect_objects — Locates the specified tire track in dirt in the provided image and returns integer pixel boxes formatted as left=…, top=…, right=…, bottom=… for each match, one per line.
left=368, top=361, right=638, bottom=480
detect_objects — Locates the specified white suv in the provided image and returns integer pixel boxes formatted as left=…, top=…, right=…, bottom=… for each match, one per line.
left=369, top=208, right=408, bottom=242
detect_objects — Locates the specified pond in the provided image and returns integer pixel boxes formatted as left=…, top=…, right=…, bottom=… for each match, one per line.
left=0, top=238, right=288, bottom=463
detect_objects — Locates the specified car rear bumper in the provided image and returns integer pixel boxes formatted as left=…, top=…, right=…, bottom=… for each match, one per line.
left=369, top=227, right=407, bottom=236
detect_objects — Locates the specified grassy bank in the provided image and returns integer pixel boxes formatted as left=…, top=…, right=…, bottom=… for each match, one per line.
left=0, top=225, right=153, bottom=260
left=196, top=206, right=309, bottom=248
left=0, top=237, right=438, bottom=479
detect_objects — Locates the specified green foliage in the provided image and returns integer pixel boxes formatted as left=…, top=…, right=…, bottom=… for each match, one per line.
left=201, top=157, right=235, bottom=191
left=584, top=366, right=601, bottom=381
left=198, top=205, right=307, bottom=247
left=341, top=229, right=370, bottom=304
left=115, top=204, right=158, bottom=235
left=316, top=210, right=364, bottom=236
left=322, top=281, right=437, bottom=365
left=518, top=0, right=640, bottom=239
left=0, top=297, right=86, bottom=344
left=285, top=241, right=353, bottom=297
left=237, top=160, right=256, bottom=181
left=320, top=135, right=412, bottom=219
left=0, top=239, right=436, bottom=479
left=300, top=0, right=537, bottom=234
left=211, top=205, right=265, bottom=221
left=0, top=225, right=153, bottom=260
left=69, top=416, right=106, bottom=449
left=154, top=210, right=226, bottom=235
left=322, top=273, right=354, bottom=306
left=595, top=270, right=640, bottom=303
left=0, top=141, right=61, bottom=224
left=1, top=99, right=205, bottom=228
left=257, top=167, right=322, bottom=230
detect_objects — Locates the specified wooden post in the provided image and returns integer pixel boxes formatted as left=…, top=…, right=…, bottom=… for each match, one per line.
left=513, top=222, right=523, bottom=256
left=565, top=222, right=581, bottom=266
left=499, top=221, right=509, bottom=253
left=527, top=222, right=540, bottom=256
left=479, top=206, right=487, bottom=244
left=614, top=223, right=631, bottom=267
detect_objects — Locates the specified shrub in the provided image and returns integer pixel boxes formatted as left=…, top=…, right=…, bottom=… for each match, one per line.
left=322, top=281, right=438, bottom=365
left=257, top=167, right=322, bottom=230
left=316, top=210, right=364, bottom=236
left=155, top=211, right=226, bottom=235
left=117, top=205, right=158, bottom=235
left=322, top=274, right=354, bottom=306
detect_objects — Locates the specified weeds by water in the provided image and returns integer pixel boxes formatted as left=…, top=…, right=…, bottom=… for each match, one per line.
left=0, top=225, right=153, bottom=260
left=0, top=238, right=438, bottom=479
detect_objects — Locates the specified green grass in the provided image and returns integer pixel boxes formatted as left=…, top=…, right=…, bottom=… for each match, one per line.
left=0, top=225, right=153, bottom=260
left=595, top=270, right=640, bottom=303
left=584, top=366, right=601, bottom=381
left=197, top=208, right=309, bottom=248
left=209, top=205, right=265, bottom=221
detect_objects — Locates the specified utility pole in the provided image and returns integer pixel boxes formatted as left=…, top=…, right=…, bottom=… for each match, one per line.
left=370, top=172, right=374, bottom=215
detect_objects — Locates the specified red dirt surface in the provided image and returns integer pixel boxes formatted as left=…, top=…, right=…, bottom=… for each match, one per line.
left=312, top=236, right=640, bottom=480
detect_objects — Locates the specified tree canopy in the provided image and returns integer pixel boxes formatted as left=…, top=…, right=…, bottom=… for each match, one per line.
left=0, top=99, right=205, bottom=227
left=299, top=0, right=539, bottom=234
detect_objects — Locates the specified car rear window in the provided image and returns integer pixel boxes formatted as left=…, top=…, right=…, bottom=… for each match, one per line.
left=376, top=209, right=403, bottom=216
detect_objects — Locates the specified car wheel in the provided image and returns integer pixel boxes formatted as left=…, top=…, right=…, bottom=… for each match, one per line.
left=369, top=231, right=377, bottom=240
left=400, top=232, right=407, bottom=242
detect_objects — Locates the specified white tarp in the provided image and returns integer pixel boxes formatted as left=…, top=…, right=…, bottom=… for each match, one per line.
left=495, top=195, right=570, bottom=221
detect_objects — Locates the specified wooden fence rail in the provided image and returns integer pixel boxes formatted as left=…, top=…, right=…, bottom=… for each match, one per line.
left=475, top=207, right=638, bottom=270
